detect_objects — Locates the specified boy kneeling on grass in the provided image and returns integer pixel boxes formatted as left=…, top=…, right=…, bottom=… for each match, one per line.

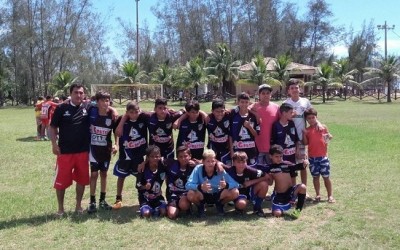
left=267, top=144, right=307, bottom=219
left=186, top=149, right=239, bottom=217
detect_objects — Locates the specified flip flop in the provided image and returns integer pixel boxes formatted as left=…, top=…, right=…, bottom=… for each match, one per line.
left=328, top=197, right=336, bottom=203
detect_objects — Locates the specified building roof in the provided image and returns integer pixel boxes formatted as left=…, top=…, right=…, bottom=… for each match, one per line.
left=239, top=57, right=317, bottom=75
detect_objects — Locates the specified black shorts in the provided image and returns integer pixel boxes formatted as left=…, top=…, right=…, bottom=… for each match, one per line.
left=141, top=195, right=167, bottom=209
left=202, top=191, right=222, bottom=204
left=113, top=159, right=142, bottom=178
left=90, top=161, right=110, bottom=172
left=167, top=192, right=187, bottom=205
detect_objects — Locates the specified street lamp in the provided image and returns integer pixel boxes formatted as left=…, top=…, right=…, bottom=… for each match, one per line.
left=377, top=21, right=395, bottom=60
left=135, top=0, right=140, bottom=67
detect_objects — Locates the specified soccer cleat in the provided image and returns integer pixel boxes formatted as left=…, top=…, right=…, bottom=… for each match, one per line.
left=289, top=209, right=301, bottom=219
left=253, top=209, right=266, bottom=217
left=99, top=200, right=112, bottom=210
left=87, top=202, right=97, bottom=214
left=197, top=203, right=205, bottom=218
left=112, top=200, right=122, bottom=210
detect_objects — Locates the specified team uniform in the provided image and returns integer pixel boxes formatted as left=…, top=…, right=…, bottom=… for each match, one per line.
left=230, top=109, right=260, bottom=166
left=284, top=98, right=312, bottom=162
left=136, top=161, right=167, bottom=216
left=266, top=163, right=304, bottom=212
left=89, top=107, right=117, bottom=172
left=113, top=113, right=149, bottom=177
left=166, top=160, right=193, bottom=204
left=207, top=112, right=231, bottom=164
left=176, top=116, right=206, bottom=160
left=226, top=166, right=265, bottom=200
left=148, top=111, right=183, bottom=159
left=38, top=101, right=58, bottom=126
left=271, top=120, right=300, bottom=177
left=51, top=102, right=91, bottom=189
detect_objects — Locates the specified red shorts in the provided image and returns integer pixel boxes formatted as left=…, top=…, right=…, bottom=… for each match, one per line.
left=53, top=152, right=89, bottom=189
left=41, top=118, right=50, bottom=126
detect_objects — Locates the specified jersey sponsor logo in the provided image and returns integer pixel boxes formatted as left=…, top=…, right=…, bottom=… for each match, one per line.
left=90, top=125, right=111, bottom=136
left=234, top=140, right=255, bottom=149
left=186, top=141, right=204, bottom=149
left=63, top=110, right=71, bottom=116
left=152, top=135, right=171, bottom=143
left=209, top=134, right=228, bottom=143
left=91, top=134, right=107, bottom=146
left=213, top=127, right=225, bottom=137
left=156, top=127, right=167, bottom=136
left=187, top=130, right=198, bottom=142
left=124, top=138, right=146, bottom=149
left=283, top=147, right=296, bottom=156
left=284, top=134, right=295, bottom=147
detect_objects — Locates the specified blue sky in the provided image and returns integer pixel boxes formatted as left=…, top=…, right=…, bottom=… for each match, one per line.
left=94, top=0, right=400, bottom=59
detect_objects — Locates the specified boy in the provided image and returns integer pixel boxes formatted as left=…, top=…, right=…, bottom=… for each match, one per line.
left=166, top=146, right=194, bottom=219
left=176, top=100, right=206, bottom=161
left=112, top=101, right=149, bottom=209
left=148, top=98, right=184, bottom=159
left=87, top=91, right=118, bottom=214
left=34, top=96, right=44, bottom=140
left=38, top=95, right=58, bottom=140
left=225, top=151, right=271, bottom=216
left=230, top=92, right=260, bottom=166
left=271, top=103, right=301, bottom=183
left=267, top=145, right=307, bottom=219
left=249, top=84, right=280, bottom=164
left=207, top=99, right=231, bottom=164
left=303, top=108, right=335, bottom=203
left=186, top=149, right=239, bottom=217
left=136, top=145, right=167, bottom=218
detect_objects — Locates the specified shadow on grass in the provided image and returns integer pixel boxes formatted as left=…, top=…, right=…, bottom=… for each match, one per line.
left=16, top=136, right=43, bottom=142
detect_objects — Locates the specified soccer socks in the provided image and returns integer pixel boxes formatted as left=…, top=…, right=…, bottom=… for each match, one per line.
left=100, top=192, right=106, bottom=202
left=90, top=195, right=96, bottom=203
left=296, top=193, right=306, bottom=211
left=116, top=195, right=122, bottom=201
left=253, top=197, right=264, bottom=211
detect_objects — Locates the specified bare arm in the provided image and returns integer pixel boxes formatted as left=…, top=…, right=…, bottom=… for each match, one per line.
left=50, top=126, right=60, bottom=155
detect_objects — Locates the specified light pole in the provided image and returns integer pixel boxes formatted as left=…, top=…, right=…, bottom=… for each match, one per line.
left=135, top=0, right=140, bottom=67
left=377, top=21, right=395, bottom=60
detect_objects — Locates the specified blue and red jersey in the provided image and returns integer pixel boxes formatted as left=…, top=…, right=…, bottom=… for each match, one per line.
left=176, top=116, right=206, bottom=160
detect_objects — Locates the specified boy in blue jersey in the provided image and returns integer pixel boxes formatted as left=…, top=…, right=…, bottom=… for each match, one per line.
left=136, top=145, right=167, bottom=218
left=267, top=145, right=307, bottom=219
left=148, top=98, right=184, bottom=159
left=186, top=149, right=239, bottom=217
left=112, top=101, right=149, bottom=209
left=230, top=92, right=260, bottom=167
left=226, top=151, right=271, bottom=217
left=166, top=146, right=194, bottom=219
left=271, top=103, right=301, bottom=184
left=87, top=91, right=118, bottom=214
left=176, top=100, right=206, bottom=161
left=207, top=99, right=232, bottom=164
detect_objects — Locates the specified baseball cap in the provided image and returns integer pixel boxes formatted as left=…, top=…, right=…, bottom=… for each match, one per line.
left=258, top=84, right=272, bottom=93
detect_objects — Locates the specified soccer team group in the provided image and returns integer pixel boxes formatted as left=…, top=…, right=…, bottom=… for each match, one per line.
left=40, top=79, right=335, bottom=220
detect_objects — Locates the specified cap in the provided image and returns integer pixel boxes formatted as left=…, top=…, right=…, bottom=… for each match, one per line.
left=258, top=84, right=272, bottom=93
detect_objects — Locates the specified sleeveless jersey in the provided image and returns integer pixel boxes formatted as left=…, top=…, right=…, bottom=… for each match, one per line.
left=117, top=113, right=149, bottom=163
left=89, top=107, right=116, bottom=163
left=176, top=116, right=206, bottom=160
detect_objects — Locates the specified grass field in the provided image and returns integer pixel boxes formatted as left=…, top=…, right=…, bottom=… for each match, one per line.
left=0, top=99, right=400, bottom=249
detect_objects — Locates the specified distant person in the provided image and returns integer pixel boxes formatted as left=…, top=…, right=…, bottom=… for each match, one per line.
left=112, top=101, right=149, bottom=209
left=38, top=95, right=58, bottom=140
left=249, top=84, right=279, bottom=164
left=34, top=96, right=44, bottom=141
left=267, top=145, right=307, bottom=219
left=186, top=149, right=239, bottom=217
left=303, top=108, right=335, bottom=203
left=178, top=90, right=184, bottom=104
left=87, top=91, right=118, bottom=214
left=230, top=92, right=260, bottom=167
left=50, top=83, right=91, bottom=216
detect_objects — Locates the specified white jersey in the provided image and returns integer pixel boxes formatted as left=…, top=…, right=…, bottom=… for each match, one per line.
left=284, top=97, right=312, bottom=140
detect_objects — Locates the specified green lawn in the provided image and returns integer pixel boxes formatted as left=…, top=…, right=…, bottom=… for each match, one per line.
left=0, top=100, right=399, bottom=249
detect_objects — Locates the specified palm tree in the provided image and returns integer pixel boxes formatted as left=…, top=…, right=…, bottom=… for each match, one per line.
left=150, top=62, right=173, bottom=96
left=49, top=71, right=79, bottom=97
left=362, top=55, right=400, bottom=102
left=246, top=53, right=281, bottom=87
left=331, top=58, right=359, bottom=100
left=205, top=43, right=241, bottom=95
left=180, top=57, right=207, bottom=97
left=115, top=61, right=147, bottom=101
left=305, top=62, right=336, bottom=103
left=272, top=54, right=292, bottom=87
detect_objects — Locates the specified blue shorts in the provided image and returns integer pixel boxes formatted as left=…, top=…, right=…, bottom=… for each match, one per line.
left=140, top=196, right=167, bottom=216
left=309, top=157, right=330, bottom=177
left=271, top=185, right=299, bottom=212
left=90, top=161, right=110, bottom=172
left=113, top=159, right=142, bottom=178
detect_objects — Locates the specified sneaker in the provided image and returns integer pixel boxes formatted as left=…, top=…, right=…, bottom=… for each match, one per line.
left=253, top=209, right=265, bottom=217
left=99, top=200, right=112, bottom=210
left=289, top=209, right=301, bottom=219
left=112, top=200, right=122, bottom=210
left=87, top=202, right=97, bottom=214
left=197, top=203, right=205, bottom=218
left=215, top=202, right=225, bottom=216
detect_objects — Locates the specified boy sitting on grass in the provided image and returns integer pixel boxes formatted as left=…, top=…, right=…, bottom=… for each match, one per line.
left=303, top=108, right=335, bottom=203
left=267, top=145, right=307, bottom=219
left=186, top=149, right=239, bottom=217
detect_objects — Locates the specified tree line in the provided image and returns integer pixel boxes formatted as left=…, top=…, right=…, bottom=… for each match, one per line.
left=0, top=0, right=398, bottom=105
